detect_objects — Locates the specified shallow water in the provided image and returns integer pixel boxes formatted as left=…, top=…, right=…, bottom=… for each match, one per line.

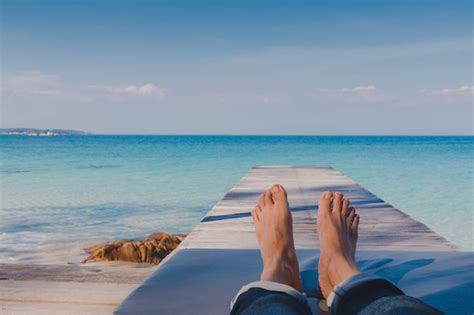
left=0, top=136, right=472, bottom=263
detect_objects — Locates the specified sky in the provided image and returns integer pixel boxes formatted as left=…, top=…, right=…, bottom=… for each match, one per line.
left=1, top=0, right=473, bottom=135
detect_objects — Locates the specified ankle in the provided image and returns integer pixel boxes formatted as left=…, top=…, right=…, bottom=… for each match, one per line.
left=261, top=259, right=298, bottom=286
left=328, top=257, right=360, bottom=286
left=261, top=268, right=291, bottom=286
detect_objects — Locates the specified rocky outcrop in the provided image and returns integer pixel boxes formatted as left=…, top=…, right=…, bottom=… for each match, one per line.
left=82, top=232, right=186, bottom=264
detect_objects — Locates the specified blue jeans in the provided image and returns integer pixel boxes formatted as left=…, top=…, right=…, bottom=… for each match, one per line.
left=230, top=273, right=442, bottom=315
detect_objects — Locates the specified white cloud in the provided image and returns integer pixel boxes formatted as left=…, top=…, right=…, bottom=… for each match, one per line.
left=207, top=86, right=381, bottom=107
left=345, top=85, right=377, bottom=93
left=1, top=71, right=167, bottom=104
left=421, top=85, right=474, bottom=97
left=256, top=95, right=272, bottom=104
left=2, top=71, right=62, bottom=97
left=310, top=85, right=389, bottom=105
left=1, top=71, right=92, bottom=103
left=317, top=85, right=378, bottom=94
left=207, top=92, right=292, bottom=106
left=124, top=83, right=166, bottom=96
left=88, top=83, right=167, bottom=99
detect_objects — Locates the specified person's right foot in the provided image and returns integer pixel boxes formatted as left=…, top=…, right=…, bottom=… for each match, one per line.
left=251, top=184, right=303, bottom=292
left=317, top=191, right=360, bottom=299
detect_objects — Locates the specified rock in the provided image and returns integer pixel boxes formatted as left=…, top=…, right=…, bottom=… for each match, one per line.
left=82, top=232, right=186, bottom=264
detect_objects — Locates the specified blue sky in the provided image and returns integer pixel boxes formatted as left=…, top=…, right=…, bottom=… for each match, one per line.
left=1, top=0, right=472, bottom=134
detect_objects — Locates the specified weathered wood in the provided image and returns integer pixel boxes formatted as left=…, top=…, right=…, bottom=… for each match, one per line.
left=179, top=166, right=455, bottom=251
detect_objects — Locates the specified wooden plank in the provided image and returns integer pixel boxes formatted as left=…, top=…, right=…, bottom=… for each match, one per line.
left=179, top=166, right=455, bottom=251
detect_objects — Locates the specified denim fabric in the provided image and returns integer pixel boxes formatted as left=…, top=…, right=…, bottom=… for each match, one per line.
left=230, top=281, right=311, bottom=315
left=360, top=296, right=443, bottom=315
left=230, top=288, right=312, bottom=315
left=231, top=273, right=442, bottom=315
left=328, top=273, right=441, bottom=315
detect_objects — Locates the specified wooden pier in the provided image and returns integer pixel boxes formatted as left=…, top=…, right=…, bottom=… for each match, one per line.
left=116, top=166, right=472, bottom=315
left=179, top=166, right=455, bottom=251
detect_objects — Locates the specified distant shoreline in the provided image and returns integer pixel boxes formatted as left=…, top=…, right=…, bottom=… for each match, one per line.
left=1, top=132, right=472, bottom=137
left=0, top=128, right=91, bottom=136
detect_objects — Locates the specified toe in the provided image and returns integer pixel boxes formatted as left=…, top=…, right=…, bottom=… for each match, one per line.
left=347, top=208, right=356, bottom=227
left=265, top=189, right=274, bottom=205
left=345, top=207, right=355, bottom=220
left=352, top=214, right=360, bottom=240
left=252, top=208, right=260, bottom=223
left=321, top=191, right=333, bottom=200
left=352, top=214, right=359, bottom=229
left=258, top=193, right=266, bottom=208
left=270, top=184, right=287, bottom=203
left=341, top=198, right=350, bottom=216
left=333, top=192, right=343, bottom=218
left=318, top=191, right=332, bottom=215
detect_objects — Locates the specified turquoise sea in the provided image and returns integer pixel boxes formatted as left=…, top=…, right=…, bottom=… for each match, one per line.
left=0, top=136, right=472, bottom=263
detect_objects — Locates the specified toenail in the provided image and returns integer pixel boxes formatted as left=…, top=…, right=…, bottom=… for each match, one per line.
left=272, top=185, right=279, bottom=193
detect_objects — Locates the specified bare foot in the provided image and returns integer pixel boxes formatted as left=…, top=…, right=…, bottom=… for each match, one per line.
left=317, top=191, right=360, bottom=299
left=251, top=184, right=303, bottom=292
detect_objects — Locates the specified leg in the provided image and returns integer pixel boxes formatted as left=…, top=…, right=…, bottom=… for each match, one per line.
left=329, top=273, right=442, bottom=314
left=230, top=184, right=311, bottom=315
left=317, top=191, right=442, bottom=315
left=231, top=286, right=310, bottom=315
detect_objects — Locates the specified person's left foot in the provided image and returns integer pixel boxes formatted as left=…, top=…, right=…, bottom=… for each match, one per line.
left=317, top=191, right=360, bottom=299
left=252, top=184, right=303, bottom=291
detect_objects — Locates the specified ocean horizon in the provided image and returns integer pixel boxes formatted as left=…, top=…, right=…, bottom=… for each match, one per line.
left=1, top=135, right=472, bottom=264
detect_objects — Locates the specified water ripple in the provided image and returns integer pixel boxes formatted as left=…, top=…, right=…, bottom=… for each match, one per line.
left=78, top=165, right=121, bottom=169
left=0, top=169, right=32, bottom=174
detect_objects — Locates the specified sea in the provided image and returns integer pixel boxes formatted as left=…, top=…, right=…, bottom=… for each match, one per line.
left=0, top=135, right=472, bottom=263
